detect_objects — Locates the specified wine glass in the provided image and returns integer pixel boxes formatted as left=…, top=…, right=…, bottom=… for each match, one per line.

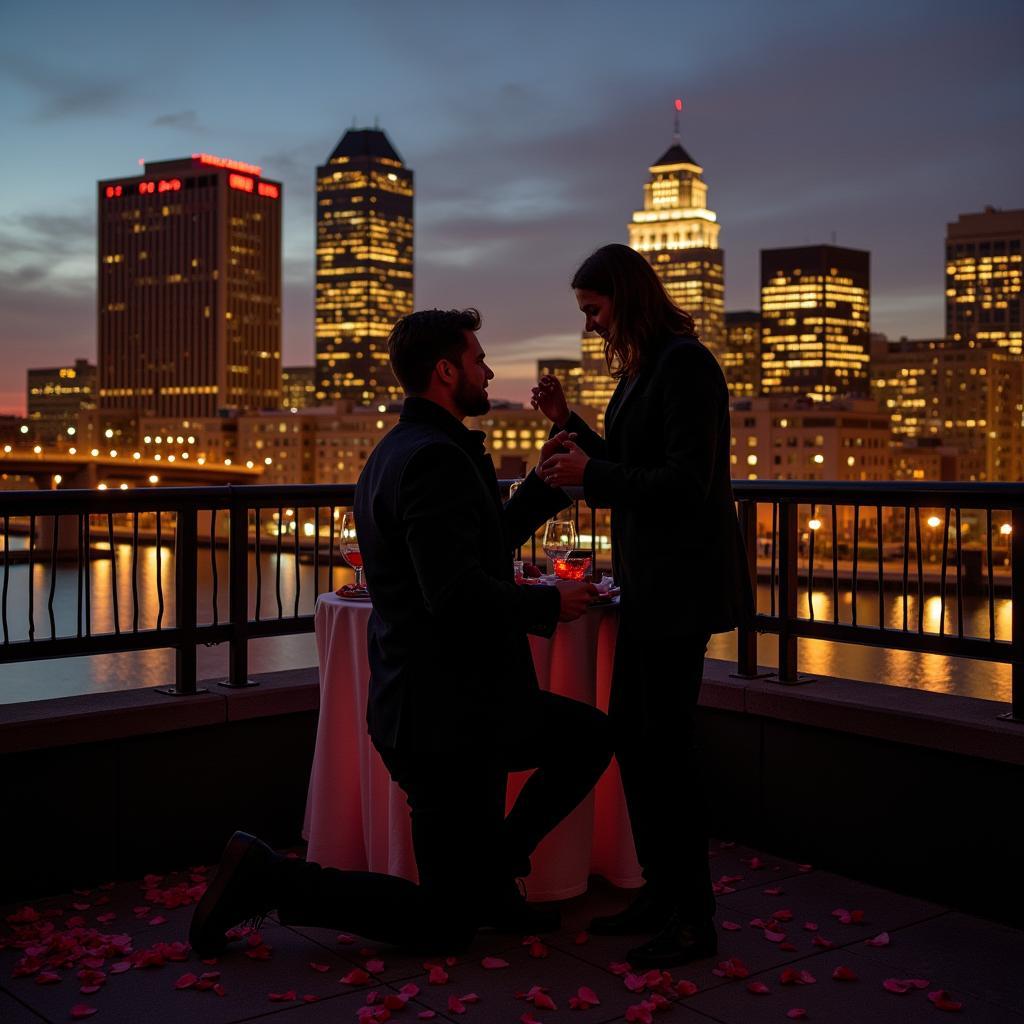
left=542, top=518, right=577, bottom=576
left=340, top=511, right=363, bottom=588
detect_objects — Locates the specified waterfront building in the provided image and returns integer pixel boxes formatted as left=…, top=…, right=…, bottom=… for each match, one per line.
left=628, top=106, right=724, bottom=356
left=315, top=127, right=413, bottom=406
left=282, top=366, right=317, bottom=410
left=760, top=244, right=871, bottom=402
left=27, top=359, right=96, bottom=442
left=97, top=154, right=283, bottom=427
left=537, top=358, right=583, bottom=406
left=722, top=311, right=761, bottom=398
left=946, top=207, right=1023, bottom=353
left=871, top=336, right=1024, bottom=481
left=730, top=396, right=892, bottom=483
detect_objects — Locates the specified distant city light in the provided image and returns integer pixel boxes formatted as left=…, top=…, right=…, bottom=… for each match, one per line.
left=104, top=428, right=114, bottom=439
left=33, top=445, right=42, bottom=454
left=303, top=522, right=315, bottom=537
left=68, top=447, right=76, bottom=455
left=97, top=483, right=108, bottom=491
left=813, top=454, right=824, bottom=464
left=133, top=452, right=141, bottom=460
left=53, top=474, right=62, bottom=485
left=927, top=515, right=942, bottom=528
left=3, top=445, right=11, bottom=453
left=1000, top=523, right=1013, bottom=536
left=109, top=450, right=117, bottom=458
left=119, top=483, right=128, bottom=490
left=264, top=456, right=272, bottom=465
left=20, top=425, right=28, bottom=434
left=67, top=427, right=76, bottom=436
left=245, top=460, right=254, bottom=468
left=148, top=474, right=159, bottom=484
left=808, top=518, right=822, bottom=531
left=91, top=448, right=99, bottom=457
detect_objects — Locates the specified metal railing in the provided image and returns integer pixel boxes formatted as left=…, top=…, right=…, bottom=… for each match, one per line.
left=0, top=480, right=1020, bottom=719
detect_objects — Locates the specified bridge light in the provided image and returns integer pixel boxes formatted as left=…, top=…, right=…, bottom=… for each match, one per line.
left=148, top=474, right=159, bottom=484
left=181, top=452, right=189, bottom=459
left=104, top=429, right=114, bottom=439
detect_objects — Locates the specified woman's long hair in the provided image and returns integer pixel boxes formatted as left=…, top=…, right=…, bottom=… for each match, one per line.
left=571, top=243, right=696, bottom=378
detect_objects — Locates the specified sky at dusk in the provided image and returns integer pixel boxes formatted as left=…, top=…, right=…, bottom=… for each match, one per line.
left=1, top=0, right=1022, bottom=414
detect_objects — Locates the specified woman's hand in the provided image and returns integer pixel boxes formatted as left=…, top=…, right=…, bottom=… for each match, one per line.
left=537, top=439, right=589, bottom=488
left=539, top=430, right=577, bottom=467
left=531, top=375, right=570, bottom=426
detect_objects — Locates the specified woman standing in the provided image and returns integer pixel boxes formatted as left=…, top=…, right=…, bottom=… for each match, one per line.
left=534, top=243, right=753, bottom=968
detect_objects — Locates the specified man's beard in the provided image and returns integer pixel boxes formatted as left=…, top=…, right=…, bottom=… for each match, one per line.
left=454, top=375, right=490, bottom=417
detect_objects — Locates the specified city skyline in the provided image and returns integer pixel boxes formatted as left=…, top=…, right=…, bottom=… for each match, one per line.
left=1, top=0, right=1022, bottom=414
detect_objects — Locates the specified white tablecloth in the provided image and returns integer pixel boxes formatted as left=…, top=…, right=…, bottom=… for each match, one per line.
left=304, top=592, right=642, bottom=901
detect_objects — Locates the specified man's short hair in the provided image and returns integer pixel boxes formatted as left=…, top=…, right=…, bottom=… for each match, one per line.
left=388, top=308, right=482, bottom=395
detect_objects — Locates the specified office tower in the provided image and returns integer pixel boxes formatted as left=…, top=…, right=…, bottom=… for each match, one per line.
left=871, top=336, right=1024, bottom=481
left=628, top=107, right=724, bottom=355
left=282, top=366, right=316, bottom=410
left=315, top=127, right=413, bottom=405
left=579, top=331, right=616, bottom=431
left=760, top=244, right=870, bottom=402
left=27, top=358, right=96, bottom=441
left=722, top=312, right=761, bottom=398
left=97, top=154, right=282, bottom=423
left=537, top=358, right=583, bottom=406
left=946, top=207, right=1023, bottom=353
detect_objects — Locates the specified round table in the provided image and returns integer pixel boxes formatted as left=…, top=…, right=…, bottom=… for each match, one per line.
left=304, top=591, right=642, bottom=901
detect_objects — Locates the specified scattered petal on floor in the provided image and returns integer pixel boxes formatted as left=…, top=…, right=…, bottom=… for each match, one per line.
left=70, top=1005, right=98, bottom=1019
left=832, top=966, right=858, bottom=981
left=747, top=981, right=771, bottom=994
left=787, top=1009, right=807, bottom=1019
left=482, top=956, right=509, bottom=969
left=866, top=932, right=891, bottom=947
left=721, top=920, right=742, bottom=931
left=928, top=990, right=964, bottom=1012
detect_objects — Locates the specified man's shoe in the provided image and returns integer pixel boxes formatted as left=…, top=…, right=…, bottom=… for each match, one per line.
left=479, top=879, right=561, bottom=933
left=626, top=913, right=717, bottom=969
left=189, top=832, right=282, bottom=957
left=588, top=885, right=670, bottom=936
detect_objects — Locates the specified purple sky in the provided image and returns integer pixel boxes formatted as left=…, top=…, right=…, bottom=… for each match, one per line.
left=1, top=0, right=1021, bottom=414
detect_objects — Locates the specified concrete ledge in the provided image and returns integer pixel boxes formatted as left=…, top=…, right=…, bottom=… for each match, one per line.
left=700, top=657, right=1022, bottom=765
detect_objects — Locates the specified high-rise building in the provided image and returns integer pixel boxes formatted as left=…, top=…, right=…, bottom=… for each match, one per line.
left=722, top=312, right=761, bottom=399
left=282, top=366, right=316, bottom=410
left=628, top=111, right=724, bottom=355
left=315, top=128, right=414, bottom=406
left=97, top=154, right=282, bottom=424
left=27, top=358, right=96, bottom=441
left=945, top=207, right=1023, bottom=354
left=871, top=335, right=1024, bottom=481
left=579, top=331, right=616, bottom=431
left=760, top=245, right=870, bottom=402
left=537, top=358, right=583, bottom=406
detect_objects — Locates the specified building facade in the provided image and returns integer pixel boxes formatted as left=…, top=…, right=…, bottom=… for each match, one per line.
left=871, top=335, right=1024, bottom=481
left=27, top=359, right=97, bottom=441
left=315, top=128, right=413, bottom=406
left=628, top=134, right=724, bottom=355
left=97, top=154, right=282, bottom=425
left=537, top=358, right=583, bottom=406
left=722, top=311, right=761, bottom=398
left=946, top=207, right=1023, bottom=354
left=760, top=245, right=870, bottom=402
left=282, top=366, right=316, bottom=410
left=579, top=331, right=616, bottom=431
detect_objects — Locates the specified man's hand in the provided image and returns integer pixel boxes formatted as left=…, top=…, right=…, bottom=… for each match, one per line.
left=531, top=375, right=570, bottom=427
left=555, top=580, right=598, bottom=622
left=537, top=439, right=589, bottom=488
left=539, top=429, right=578, bottom=468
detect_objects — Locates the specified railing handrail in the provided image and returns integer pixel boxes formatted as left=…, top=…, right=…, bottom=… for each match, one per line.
left=0, top=479, right=1020, bottom=719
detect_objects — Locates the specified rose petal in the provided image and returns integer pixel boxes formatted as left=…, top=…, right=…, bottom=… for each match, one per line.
left=341, top=968, right=372, bottom=985
left=764, top=929, right=786, bottom=942
left=786, top=1010, right=807, bottom=1020
left=427, top=965, right=448, bottom=985
left=574, top=931, right=590, bottom=945
left=447, top=994, right=466, bottom=1014
left=866, top=932, right=890, bottom=947
left=309, top=961, right=331, bottom=972
left=763, top=886, right=784, bottom=895
left=175, top=973, right=197, bottom=990
left=366, top=959, right=385, bottom=974
left=832, top=966, right=857, bottom=981
left=528, top=940, right=548, bottom=959
left=417, top=1014, right=437, bottom=1021
left=884, top=978, right=911, bottom=994
left=481, top=956, right=509, bottom=969
left=70, top=1005, right=98, bottom=1019
left=608, top=961, right=632, bottom=976
left=928, top=989, right=964, bottom=1012
left=533, top=992, right=557, bottom=1010
left=721, top=920, right=742, bottom=931
left=675, top=979, right=698, bottom=997
left=773, top=909, right=794, bottom=922
left=747, top=981, right=771, bottom=994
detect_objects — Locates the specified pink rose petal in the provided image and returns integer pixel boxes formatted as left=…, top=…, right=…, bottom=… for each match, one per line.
left=175, top=973, right=197, bottom=990
left=341, top=968, right=371, bottom=985
left=447, top=994, right=466, bottom=1014
left=675, top=979, right=698, bottom=997
left=928, top=989, right=964, bottom=1012
left=310, top=961, right=331, bottom=972
left=747, top=981, right=771, bottom=994
left=764, top=929, right=786, bottom=943
left=884, top=978, right=911, bottom=994
left=866, top=932, right=890, bottom=947
left=721, top=920, right=742, bottom=931
left=786, top=1010, right=807, bottom=1020
left=365, top=959, right=385, bottom=974
left=832, top=966, right=857, bottom=981
left=70, top=1005, right=98, bottom=1020
left=481, top=955, right=509, bottom=969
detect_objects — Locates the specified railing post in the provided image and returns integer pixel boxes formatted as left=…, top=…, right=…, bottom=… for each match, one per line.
left=776, top=500, right=801, bottom=684
left=157, top=505, right=204, bottom=695
left=1000, top=506, right=1024, bottom=722
left=734, top=499, right=765, bottom=678
left=223, top=499, right=257, bottom=688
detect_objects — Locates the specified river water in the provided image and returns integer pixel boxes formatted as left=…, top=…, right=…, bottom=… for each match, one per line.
left=0, top=542, right=1012, bottom=705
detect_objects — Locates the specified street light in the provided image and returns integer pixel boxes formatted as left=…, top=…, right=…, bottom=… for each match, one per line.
left=808, top=518, right=822, bottom=531
left=927, top=515, right=941, bottom=529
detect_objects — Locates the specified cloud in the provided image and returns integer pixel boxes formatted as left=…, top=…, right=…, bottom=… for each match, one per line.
left=0, top=52, right=131, bottom=121
left=152, top=110, right=203, bottom=131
